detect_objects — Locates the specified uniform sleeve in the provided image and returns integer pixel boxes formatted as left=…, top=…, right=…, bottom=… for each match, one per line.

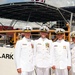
left=67, top=42, right=71, bottom=66
left=14, top=40, right=21, bottom=69
left=49, top=41, right=55, bottom=66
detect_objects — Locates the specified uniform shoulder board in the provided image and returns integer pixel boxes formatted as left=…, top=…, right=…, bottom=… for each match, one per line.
left=70, top=42, right=75, bottom=50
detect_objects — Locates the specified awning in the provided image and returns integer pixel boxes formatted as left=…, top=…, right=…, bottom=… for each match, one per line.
left=61, top=6, right=75, bottom=13
left=0, top=2, right=73, bottom=22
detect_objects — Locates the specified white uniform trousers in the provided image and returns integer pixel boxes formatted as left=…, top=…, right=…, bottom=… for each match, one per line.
left=36, top=67, right=50, bottom=75
left=55, top=68, right=68, bottom=75
left=72, top=66, right=75, bottom=75
left=20, top=71, right=33, bottom=75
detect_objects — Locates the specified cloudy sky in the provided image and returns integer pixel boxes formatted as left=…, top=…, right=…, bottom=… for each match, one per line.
left=0, top=0, right=75, bottom=7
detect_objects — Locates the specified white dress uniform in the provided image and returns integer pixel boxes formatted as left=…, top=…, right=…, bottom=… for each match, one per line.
left=70, top=43, right=75, bottom=75
left=70, top=31, right=75, bottom=75
left=14, top=26, right=35, bottom=75
left=34, top=26, right=54, bottom=75
left=34, top=38, right=54, bottom=75
left=14, top=37, right=35, bottom=75
left=53, top=28, right=71, bottom=75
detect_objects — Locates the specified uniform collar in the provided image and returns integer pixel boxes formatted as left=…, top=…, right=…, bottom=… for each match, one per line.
left=40, top=37, right=47, bottom=41
left=57, top=39, right=64, bottom=43
left=22, top=37, right=31, bottom=42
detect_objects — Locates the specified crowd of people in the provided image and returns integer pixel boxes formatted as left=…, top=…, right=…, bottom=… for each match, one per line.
left=14, top=26, right=75, bottom=75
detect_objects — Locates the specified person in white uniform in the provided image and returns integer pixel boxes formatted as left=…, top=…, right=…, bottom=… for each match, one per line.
left=70, top=31, right=75, bottom=75
left=34, top=26, right=54, bottom=75
left=52, top=28, right=71, bottom=75
left=14, top=26, right=35, bottom=75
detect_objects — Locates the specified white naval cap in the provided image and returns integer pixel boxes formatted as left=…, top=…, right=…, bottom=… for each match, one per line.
left=23, top=26, right=32, bottom=32
left=40, top=26, right=49, bottom=33
left=55, top=28, right=65, bottom=34
left=70, top=31, right=75, bottom=38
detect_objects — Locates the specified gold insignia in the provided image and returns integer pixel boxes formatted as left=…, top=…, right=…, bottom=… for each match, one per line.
left=24, top=30, right=31, bottom=32
left=31, top=44, right=34, bottom=48
left=63, top=46, right=66, bottom=49
left=72, top=33, right=75, bottom=37
left=45, top=43, right=49, bottom=48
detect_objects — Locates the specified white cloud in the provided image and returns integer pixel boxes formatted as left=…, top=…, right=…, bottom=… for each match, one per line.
left=46, top=0, right=75, bottom=7
left=0, top=0, right=75, bottom=7
left=23, top=0, right=75, bottom=7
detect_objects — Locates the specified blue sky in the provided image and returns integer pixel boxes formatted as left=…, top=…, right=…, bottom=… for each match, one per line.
left=6, top=0, right=26, bottom=3
left=0, top=0, right=30, bottom=4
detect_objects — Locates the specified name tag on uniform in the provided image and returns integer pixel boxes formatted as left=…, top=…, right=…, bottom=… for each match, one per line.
left=54, top=45, right=58, bottom=47
left=22, top=44, right=27, bottom=45
left=37, top=43, right=41, bottom=45
left=63, top=46, right=66, bottom=49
